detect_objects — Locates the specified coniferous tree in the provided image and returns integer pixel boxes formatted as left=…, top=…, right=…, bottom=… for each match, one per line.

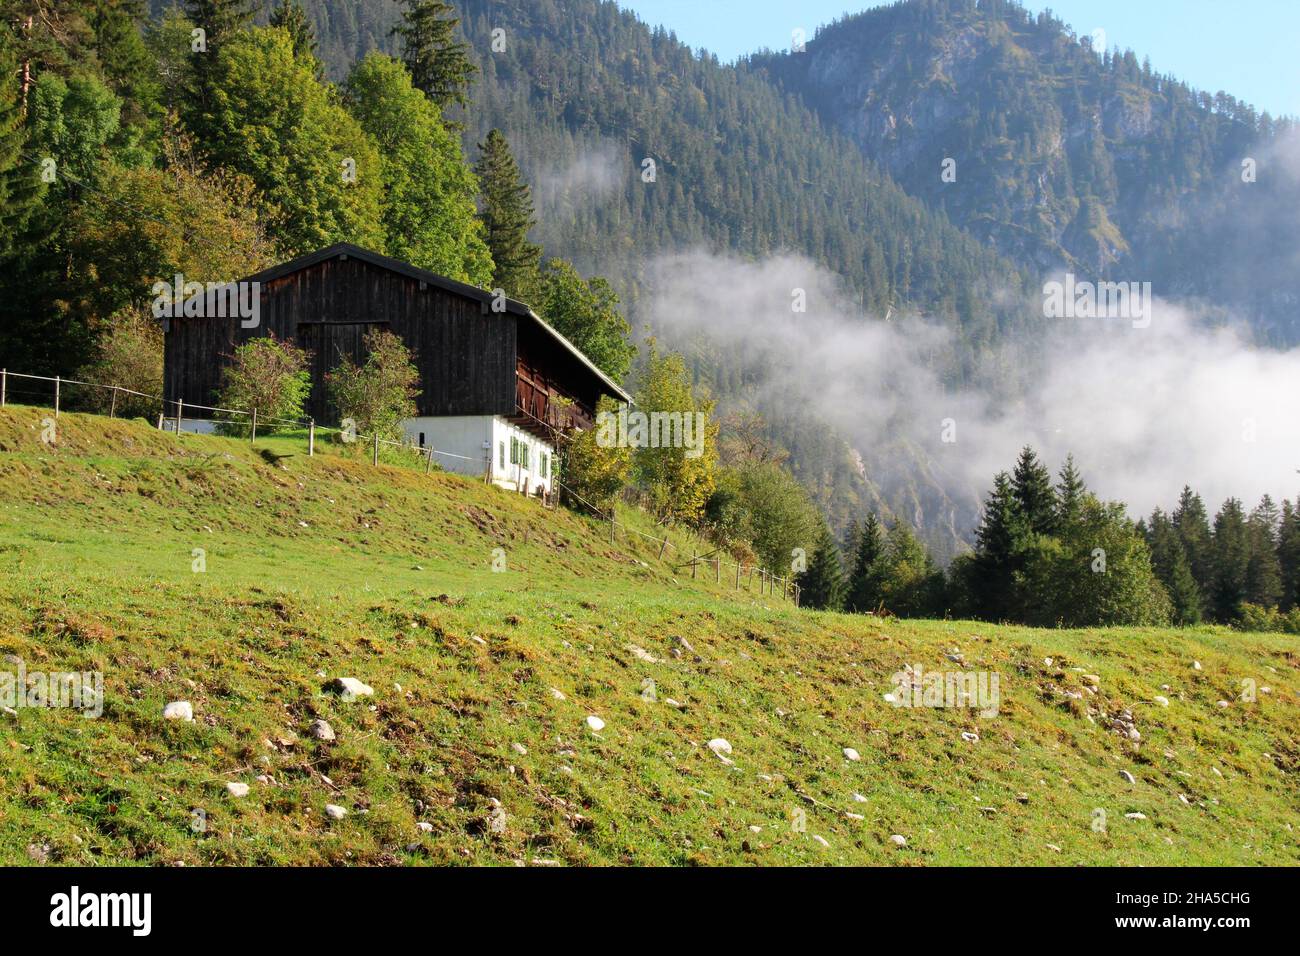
left=1211, top=498, right=1250, bottom=622
left=1173, top=486, right=1215, bottom=612
left=1012, top=446, right=1056, bottom=536
left=1244, top=495, right=1283, bottom=609
left=269, top=0, right=322, bottom=79
left=1278, top=500, right=1300, bottom=611
left=392, top=0, right=477, bottom=111
left=969, top=471, right=1023, bottom=620
left=1054, top=453, right=1087, bottom=530
left=474, top=129, right=542, bottom=302
left=797, top=522, right=845, bottom=611
left=1146, top=508, right=1202, bottom=624
left=844, top=512, right=886, bottom=613
left=183, top=0, right=257, bottom=135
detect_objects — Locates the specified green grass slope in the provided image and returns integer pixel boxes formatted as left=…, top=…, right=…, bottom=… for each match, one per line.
left=0, top=407, right=1297, bottom=866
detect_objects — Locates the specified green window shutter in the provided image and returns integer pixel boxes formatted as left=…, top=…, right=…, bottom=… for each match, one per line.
left=499, top=441, right=505, bottom=469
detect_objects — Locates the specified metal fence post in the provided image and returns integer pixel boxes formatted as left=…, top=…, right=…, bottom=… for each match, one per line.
left=250, top=407, right=257, bottom=445
left=54, top=376, right=60, bottom=418
left=1, top=368, right=6, bottom=407
left=308, top=419, right=315, bottom=457
left=175, top=399, right=183, bottom=435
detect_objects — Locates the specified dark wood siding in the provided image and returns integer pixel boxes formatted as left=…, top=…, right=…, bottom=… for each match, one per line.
left=163, top=254, right=517, bottom=423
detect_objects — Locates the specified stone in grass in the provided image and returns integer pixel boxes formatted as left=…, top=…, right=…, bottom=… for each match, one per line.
left=1153, top=696, right=1170, bottom=707
left=163, top=701, right=193, bottom=722
left=707, top=738, right=733, bottom=756
left=811, top=835, right=830, bottom=848
left=329, top=677, right=374, bottom=701
left=325, top=804, right=348, bottom=820
left=417, top=821, right=434, bottom=833
left=226, top=781, right=250, bottom=798
left=889, top=834, right=907, bottom=847
left=1124, top=812, right=1147, bottom=820
left=310, top=719, right=336, bottom=742
left=1119, top=770, right=1136, bottom=785
left=511, top=742, right=528, bottom=755
left=842, top=747, right=861, bottom=761
left=585, top=715, right=605, bottom=732
left=961, top=731, right=980, bottom=743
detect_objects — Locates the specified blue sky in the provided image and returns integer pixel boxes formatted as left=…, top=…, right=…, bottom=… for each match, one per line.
left=618, top=0, right=1300, bottom=119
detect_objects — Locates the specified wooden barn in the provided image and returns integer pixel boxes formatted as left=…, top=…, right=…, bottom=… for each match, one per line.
left=161, top=243, right=631, bottom=494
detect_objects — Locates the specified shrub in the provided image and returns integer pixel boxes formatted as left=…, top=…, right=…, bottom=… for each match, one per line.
left=215, top=335, right=311, bottom=435
left=324, top=329, right=420, bottom=441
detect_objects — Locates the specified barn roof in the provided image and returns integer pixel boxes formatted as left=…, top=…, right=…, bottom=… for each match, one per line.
left=240, top=243, right=632, bottom=403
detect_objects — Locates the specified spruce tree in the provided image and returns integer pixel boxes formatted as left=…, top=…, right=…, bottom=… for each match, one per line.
left=474, top=129, right=542, bottom=301
left=1173, top=486, right=1215, bottom=612
left=1011, top=446, right=1056, bottom=536
left=1244, top=496, right=1283, bottom=609
left=270, top=0, right=321, bottom=78
left=392, top=0, right=477, bottom=111
left=845, top=512, right=885, bottom=613
left=1146, top=508, right=1201, bottom=624
left=797, top=523, right=845, bottom=611
left=1054, top=453, right=1086, bottom=531
left=1278, top=500, right=1300, bottom=611
left=1211, top=498, right=1250, bottom=622
left=971, top=471, right=1024, bottom=620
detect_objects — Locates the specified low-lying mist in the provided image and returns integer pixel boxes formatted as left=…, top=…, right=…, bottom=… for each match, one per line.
left=639, top=249, right=1300, bottom=536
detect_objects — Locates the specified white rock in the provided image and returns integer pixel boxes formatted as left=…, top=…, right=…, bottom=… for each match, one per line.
left=310, top=719, right=335, bottom=741
left=961, top=732, right=980, bottom=743
left=225, top=781, right=250, bottom=798
left=842, top=747, right=861, bottom=761
left=163, top=701, right=193, bottom=721
left=845, top=812, right=865, bottom=821
left=1046, top=843, right=1062, bottom=853
left=416, top=821, right=434, bottom=833
left=549, top=687, right=566, bottom=700
left=1119, top=770, right=1136, bottom=784
left=1153, top=696, right=1170, bottom=707
left=1128, top=728, right=1142, bottom=742
left=1178, top=794, right=1191, bottom=805
left=1193, top=661, right=1202, bottom=671
left=748, top=825, right=763, bottom=833
left=1043, top=658, right=1053, bottom=666
left=511, top=742, right=527, bottom=755
left=811, top=834, right=830, bottom=848
left=707, top=738, right=733, bottom=756
left=324, top=804, right=348, bottom=820
left=585, top=715, right=605, bottom=732
left=664, top=697, right=683, bottom=708
left=331, top=677, right=374, bottom=700
left=1216, top=700, right=1230, bottom=709
left=486, top=805, right=507, bottom=835
left=1124, top=812, right=1147, bottom=820
left=852, top=792, right=868, bottom=803
left=889, top=834, right=907, bottom=847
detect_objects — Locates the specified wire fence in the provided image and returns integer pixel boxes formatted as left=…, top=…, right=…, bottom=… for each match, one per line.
left=0, top=367, right=801, bottom=605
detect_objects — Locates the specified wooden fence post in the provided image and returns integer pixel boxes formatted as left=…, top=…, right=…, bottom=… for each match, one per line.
left=735, top=562, right=741, bottom=589
left=609, top=515, right=616, bottom=543
left=372, top=432, right=379, bottom=466
left=692, top=550, right=698, bottom=579
left=54, top=376, right=60, bottom=418
left=658, top=536, right=669, bottom=561
left=308, top=419, right=315, bottom=457
left=715, top=556, right=721, bottom=583
left=175, top=399, right=183, bottom=435
left=250, top=407, right=257, bottom=445
left=795, top=585, right=801, bottom=608
left=109, top=387, right=117, bottom=419
left=425, top=443, right=435, bottom=474
left=1, top=368, right=7, bottom=407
